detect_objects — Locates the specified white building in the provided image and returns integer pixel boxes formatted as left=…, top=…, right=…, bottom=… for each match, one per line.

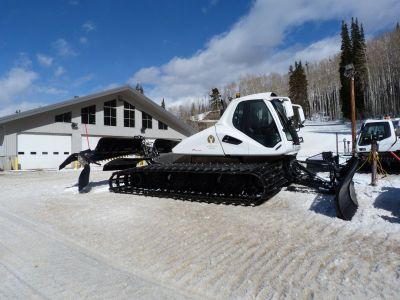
left=0, top=86, right=196, bottom=170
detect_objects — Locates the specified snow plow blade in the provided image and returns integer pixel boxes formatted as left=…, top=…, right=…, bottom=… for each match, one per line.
left=59, top=136, right=181, bottom=191
left=335, top=156, right=360, bottom=221
left=78, top=164, right=91, bottom=192
left=59, top=153, right=78, bottom=170
left=59, top=136, right=148, bottom=192
left=58, top=136, right=146, bottom=170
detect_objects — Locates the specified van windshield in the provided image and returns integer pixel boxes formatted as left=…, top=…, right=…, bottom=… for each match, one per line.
left=358, top=122, right=391, bottom=146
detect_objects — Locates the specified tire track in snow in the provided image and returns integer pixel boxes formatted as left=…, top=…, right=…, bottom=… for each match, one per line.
left=0, top=209, right=205, bottom=300
left=1, top=170, right=400, bottom=299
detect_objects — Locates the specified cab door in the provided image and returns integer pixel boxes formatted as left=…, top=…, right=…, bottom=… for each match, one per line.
left=216, top=100, right=283, bottom=155
left=215, top=123, right=249, bottom=155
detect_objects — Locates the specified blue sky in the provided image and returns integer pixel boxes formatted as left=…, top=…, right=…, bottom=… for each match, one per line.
left=0, top=0, right=399, bottom=116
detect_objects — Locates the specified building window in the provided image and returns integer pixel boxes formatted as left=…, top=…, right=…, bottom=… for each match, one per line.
left=124, top=101, right=135, bottom=127
left=142, top=112, right=152, bottom=129
left=104, top=100, right=117, bottom=126
left=158, top=120, right=168, bottom=130
left=81, top=105, right=96, bottom=124
left=55, top=112, right=72, bottom=123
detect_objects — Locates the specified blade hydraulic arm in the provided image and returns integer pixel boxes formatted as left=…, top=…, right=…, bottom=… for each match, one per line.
left=286, top=155, right=360, bottom=220
left=59, top=136, right=148, bottom=192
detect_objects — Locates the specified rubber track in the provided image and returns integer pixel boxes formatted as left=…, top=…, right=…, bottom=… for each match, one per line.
left=109, top=162, right=288, bottom=206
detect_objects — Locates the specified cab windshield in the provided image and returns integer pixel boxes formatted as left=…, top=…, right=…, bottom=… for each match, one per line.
left=271, top=100, right=300, bottom=145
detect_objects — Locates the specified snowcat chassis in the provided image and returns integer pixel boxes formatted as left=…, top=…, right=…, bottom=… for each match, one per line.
left=109, top=154, right=360, bottom=220
left=60, top=136, right=360, bottom=221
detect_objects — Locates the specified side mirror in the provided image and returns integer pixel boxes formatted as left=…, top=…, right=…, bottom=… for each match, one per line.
left=395, top=128, right=400, bottom=137
left=282, top=100, right=294, bottom=118
left=292, top=104, right=305, bottom=129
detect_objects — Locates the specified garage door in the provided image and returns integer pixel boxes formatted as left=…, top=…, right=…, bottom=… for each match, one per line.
left=18, top=134, right=72, bottom=169
left=81, top=136, right=102, bottom=151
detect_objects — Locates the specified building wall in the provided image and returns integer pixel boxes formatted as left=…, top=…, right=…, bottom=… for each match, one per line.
left=0, top=126, right=4, bottom=156
left=0, top=91, right=189, bottom=169
left=0, top=132, right=17, bottom=170
left=0, top=127, right=4, bottom=170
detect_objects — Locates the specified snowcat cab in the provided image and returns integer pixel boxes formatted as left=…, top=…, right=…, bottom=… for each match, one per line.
left=173, top=93, right=303, bottom=158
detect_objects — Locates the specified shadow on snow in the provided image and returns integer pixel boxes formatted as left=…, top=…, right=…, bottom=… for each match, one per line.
left=286, top=186, right=337, bottom=218
left=373, top=187, right=400, bottom=224
left=309, top=194, right=337, bottom=218
left=68, top=180, right=109, bottom=193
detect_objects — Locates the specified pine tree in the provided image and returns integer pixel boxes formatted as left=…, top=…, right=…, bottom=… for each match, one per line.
left=339, top=21, right=352, bottom=119
left=161, top=98, right=165, bottom=109
left=351, top=18, right=367, bottom=117
left=190, top=102, right=196, bottom=116
left=288, top=61, right=309, bottom=117
left=209, top=88, right=223, bottom=111
left=135, top=83, right=144, bottom=95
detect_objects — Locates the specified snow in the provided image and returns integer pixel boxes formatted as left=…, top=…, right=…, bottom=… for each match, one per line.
left=190, top=111, right=212, bottom=122
left=297, top=121, right=353, bottom=160
left=1, top=122, right=399, bottom=299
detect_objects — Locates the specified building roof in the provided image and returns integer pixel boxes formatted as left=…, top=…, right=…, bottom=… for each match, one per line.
left=0, top=85, right=197, bottom=136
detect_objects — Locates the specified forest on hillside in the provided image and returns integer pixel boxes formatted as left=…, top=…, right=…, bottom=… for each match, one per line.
left=171, top=22, right=400, bottom=122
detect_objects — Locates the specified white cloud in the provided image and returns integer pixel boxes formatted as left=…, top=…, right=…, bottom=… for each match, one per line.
left=82, top=21, right=96, bottom=32
left=36, top=86, right=66, bottom=95
left=15, top=53, right=32, bottom=68
left=0, top=101, right=45, bottom=117
left=79, top=37, right=88, bottom=45
left=129, top=67, right=160, bottom=85
left=129, top=0, right=400, bottom=104
left=202, top=0, right=220, bottom=14
left=37, top=54, right=53, bottom=67
left=54, top=66, right=65, bottom=77
left=53, top=38, right=77, bottom=56
left=292, top=36, right=341, bottom=63
left=103, top=82, right=120, bottom=90
left=0, top=67, right=38, bottom=104
left=73, top=73, right=94, bottom=87
left=90, top=82, right=121, bottom=94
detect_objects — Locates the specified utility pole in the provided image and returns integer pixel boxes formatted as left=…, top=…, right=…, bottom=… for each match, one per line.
left=350, top=76, right=356, bottom=154
left=371, top=139, right=377, bottom=186
left=344, top=63, right=357, bottom=155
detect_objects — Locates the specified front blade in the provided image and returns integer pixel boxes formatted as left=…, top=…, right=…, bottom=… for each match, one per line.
left=59, top=153, right=78, bottom=170
left=335, top=157, right=360, bottom=220
left=78, top=164, right=91, bottom=192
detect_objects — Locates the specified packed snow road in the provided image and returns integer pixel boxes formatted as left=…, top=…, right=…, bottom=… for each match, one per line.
left=0, top=168, right=399, bottom=299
